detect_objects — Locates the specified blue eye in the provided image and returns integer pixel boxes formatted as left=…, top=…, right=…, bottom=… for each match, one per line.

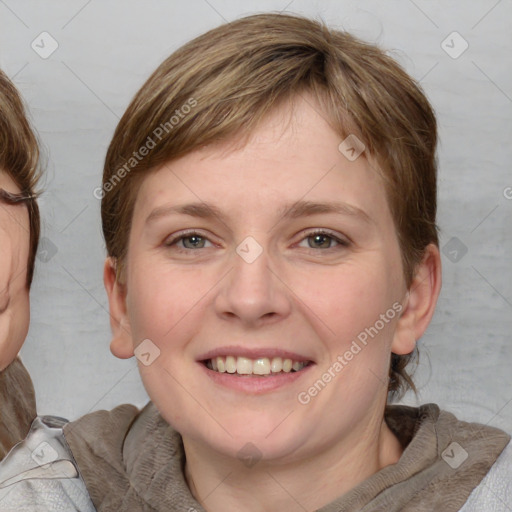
left=298, top=230, right=348, bottom=250
left=164, top=229, right=348, bottom=254
left=165, top=232, right=213, bottom=250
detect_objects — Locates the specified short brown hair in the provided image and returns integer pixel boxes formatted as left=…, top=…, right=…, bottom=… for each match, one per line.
left=101, top=13, right=438, bottom=399
left=0, top=69, right=41, bottom=287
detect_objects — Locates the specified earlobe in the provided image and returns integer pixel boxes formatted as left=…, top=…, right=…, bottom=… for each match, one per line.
left=391, top=244, right=442, bottom=355
left=103, top=257, right=134, bottom=359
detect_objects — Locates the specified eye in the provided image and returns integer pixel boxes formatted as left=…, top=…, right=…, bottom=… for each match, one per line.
left=165, top=231, right=213, bottom=250
left=181, top=234, right=208, bottom=249
left=297, top=230, right=348, bottom=250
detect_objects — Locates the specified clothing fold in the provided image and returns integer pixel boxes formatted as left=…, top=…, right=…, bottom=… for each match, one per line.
left=0, top=357, right=37, bottom=461
left=64, top=402, right=510, bottom=512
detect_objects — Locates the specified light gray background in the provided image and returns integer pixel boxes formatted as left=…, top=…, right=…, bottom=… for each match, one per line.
left=1, top=1, right=510, bottom=430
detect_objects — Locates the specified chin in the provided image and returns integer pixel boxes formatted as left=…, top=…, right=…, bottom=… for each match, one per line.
left=183, top=411, right=313, bottom=464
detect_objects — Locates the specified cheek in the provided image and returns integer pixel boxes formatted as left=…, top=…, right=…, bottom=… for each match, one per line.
left=289, top=260, right=398, bottom=348
left=0, top=223, right=30, bottom=311
left=0, top=256, right=11, bottom=313
left=0, top=282, right=30, bottom=371
left=126, top=263, right=210, bottom=346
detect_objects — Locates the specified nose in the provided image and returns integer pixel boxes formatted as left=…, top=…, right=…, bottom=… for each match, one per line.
left=214, top=245, right=292, bottom=327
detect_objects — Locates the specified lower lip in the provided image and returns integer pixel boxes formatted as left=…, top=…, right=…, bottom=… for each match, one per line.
left=199, top=362, right=315, bottom=394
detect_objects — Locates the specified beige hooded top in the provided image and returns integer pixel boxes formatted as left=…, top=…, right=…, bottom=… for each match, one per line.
left=63, top=401, right=511, bottom=512
left=0, top=357, right=37, bottom=460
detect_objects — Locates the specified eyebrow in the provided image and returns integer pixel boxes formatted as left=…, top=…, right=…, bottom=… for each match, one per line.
left=145, top=200, right=372, bottom=226
left=145, top=202, right=227, bottom=224
left=278, top=200, right=372, bottom=224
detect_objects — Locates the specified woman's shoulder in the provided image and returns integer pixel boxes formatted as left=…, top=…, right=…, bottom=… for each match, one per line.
left=63, top=402, right=154, bottom=510
left=64, top=402, right=140, bottom=443
left=63, top=404, right=141, bottom=483
left=459, top=440, right=512, bottom=511
left=64, top=402, right=186, bottom=511
left=63, top=401, right=159, bottom=448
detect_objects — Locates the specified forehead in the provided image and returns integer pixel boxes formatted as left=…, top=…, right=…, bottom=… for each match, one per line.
left=132, top=96, right=389, bottom=225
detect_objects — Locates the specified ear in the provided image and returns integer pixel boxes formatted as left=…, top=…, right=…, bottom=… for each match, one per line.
left=392, top=244, right=442, bottom=355
left=103, top=257, right=134, bottom=359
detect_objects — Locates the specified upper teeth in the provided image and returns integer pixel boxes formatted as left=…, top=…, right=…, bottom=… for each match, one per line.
left=206, top=356, right=307, bottom=376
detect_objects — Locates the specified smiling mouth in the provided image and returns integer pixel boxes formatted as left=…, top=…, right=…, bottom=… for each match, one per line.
left=203, top=356, right=313, bottom=376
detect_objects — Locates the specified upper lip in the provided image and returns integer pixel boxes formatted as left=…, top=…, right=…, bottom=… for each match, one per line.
left=197, top=346, right=315, bottom=363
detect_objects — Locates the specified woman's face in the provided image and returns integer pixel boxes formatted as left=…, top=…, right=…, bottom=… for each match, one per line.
left=0, top=170, right=30, bottom=371
left=108, top=96, right=416, bottom=463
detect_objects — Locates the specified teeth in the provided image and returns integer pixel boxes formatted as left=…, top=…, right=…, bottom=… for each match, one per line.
left=237, top=357, right=253, bottom=375
left=270, top=357, right=283, bottom=373
left=253, top=358, right=270, bottom=375
left=205, top=356, right=307, bottom=376
left=225, top=356, right=237, bottom=374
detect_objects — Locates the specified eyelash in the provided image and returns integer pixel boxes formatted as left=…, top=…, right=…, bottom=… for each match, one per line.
left=164, top=229, right=349, bottom=253
left=164, top=230, right=214, bottom=251
left=297, top=229, right=350, bottom=250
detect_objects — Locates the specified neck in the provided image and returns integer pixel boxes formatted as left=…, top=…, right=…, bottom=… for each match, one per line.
left=183, top=413, right=402, bottom=512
